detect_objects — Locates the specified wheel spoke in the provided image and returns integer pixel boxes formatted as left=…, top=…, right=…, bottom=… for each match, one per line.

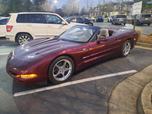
left=55, top=64, right=61, bottom=69
left=65, top=67, right=72, bottom=72
left=62, top=61, right=67, bottom=68
left=54, top=71, right=60, bottom=77
left=25, top=35, right=28, bottom=38
left=61, top=71, right=65, bottom=77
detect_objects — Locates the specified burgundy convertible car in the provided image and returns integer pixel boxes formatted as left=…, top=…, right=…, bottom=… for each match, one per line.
left=6, top=25, right=138, bottom=84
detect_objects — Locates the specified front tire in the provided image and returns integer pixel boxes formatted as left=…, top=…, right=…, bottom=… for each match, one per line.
left=121, top=40, right=131, bottom=57
left=48, top=56, right=74, bottom=84
left=16, top=33, right=33, bottom=45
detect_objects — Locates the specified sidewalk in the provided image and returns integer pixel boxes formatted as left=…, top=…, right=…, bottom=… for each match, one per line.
left=108, top=65, right=152, bottom=114
left=141, top=80, right=152, bottom=114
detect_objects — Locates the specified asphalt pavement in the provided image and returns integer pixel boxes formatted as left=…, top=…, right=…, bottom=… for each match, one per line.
left=0, top=38, right=152, bottom=114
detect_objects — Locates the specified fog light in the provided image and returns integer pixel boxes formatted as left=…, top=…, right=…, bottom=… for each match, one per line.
left=16, top=74, right=38, bottom=79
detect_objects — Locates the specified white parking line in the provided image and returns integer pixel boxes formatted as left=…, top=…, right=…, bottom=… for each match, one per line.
left=14, top=70, right=137, bottom=97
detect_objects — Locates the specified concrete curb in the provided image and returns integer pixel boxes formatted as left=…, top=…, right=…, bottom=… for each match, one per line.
left=137, top=42, right=152, bottom=48
left=135, top=45, right=152, bottom=51
left=108, top=65, right=152, bottom=114
left=141, top=81, right=152, bottom=114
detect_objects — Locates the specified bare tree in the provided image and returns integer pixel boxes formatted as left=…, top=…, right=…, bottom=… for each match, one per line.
left=62, top=0, right=79, bottom=16
left=0, top=0, right=9, bottom=15
left=41, top=0, right=53, bottom=11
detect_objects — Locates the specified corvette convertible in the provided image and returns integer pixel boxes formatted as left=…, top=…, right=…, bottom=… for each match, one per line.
left=6, top=25, right=138, bottom=84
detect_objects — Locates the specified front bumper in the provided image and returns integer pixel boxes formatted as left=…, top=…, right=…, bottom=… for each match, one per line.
left=6, top=65, right=43, bottom=84
left=6, top=58, right=49, bottom=84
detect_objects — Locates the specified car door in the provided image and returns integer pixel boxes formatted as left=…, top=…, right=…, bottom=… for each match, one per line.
left=45, top=14, right=68, bottom=37
left=30, top=14, right=50, bottom=38
left=82, top=35, right=121, bottom=63
left=16, top=14, right=49, bottom=39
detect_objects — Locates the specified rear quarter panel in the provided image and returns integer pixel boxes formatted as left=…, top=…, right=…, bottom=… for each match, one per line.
left=114, top=29, right=137, bottom=48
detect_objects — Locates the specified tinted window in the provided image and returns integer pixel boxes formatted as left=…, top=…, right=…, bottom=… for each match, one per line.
left=0, top=18, right=9, bottom=25
left=45, top=14, right=62, bottom=24
left=142, top=14, right=151, bottom=18
left=84, top=18, right=90, bottom=22
left=116, top=15, right=126, bottom=18
left=17, top=14, right=46, bottom=23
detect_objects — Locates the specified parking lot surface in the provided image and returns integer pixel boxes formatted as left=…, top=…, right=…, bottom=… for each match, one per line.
left=1, top=37, right=152, bottom=114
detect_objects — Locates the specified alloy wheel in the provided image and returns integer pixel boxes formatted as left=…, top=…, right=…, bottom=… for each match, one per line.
left=17, top=34, right=32, bottom=45
left=52, top=59, right=73, bottom=82
left=123, top=41, right=131, bottom=56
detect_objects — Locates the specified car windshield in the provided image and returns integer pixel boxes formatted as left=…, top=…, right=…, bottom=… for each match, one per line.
left=59, top=26, right=95, bottom=43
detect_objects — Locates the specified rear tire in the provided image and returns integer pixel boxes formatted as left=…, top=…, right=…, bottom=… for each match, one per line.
left=48, top=56, right=74, bottom=84
left=121, top=40, right=131, bottom=57
left=16, top=33, right=33, bottom=45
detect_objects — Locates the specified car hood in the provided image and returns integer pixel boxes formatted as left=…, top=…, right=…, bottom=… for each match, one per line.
left=67, top=22, right=86, bottom=28
left=13, top=38, right=80, bottom=60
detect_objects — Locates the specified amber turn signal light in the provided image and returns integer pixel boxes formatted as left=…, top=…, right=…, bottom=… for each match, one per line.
left=16, top=74, right=38, bottom=79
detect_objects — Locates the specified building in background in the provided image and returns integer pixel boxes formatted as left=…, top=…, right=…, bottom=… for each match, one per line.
left=89, top=1, right=133, bottom=18
left=89, top=0, right=152, bottom=18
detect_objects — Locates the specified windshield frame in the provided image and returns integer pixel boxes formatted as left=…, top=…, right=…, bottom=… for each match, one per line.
left=59, top=25, right=98, bottom=43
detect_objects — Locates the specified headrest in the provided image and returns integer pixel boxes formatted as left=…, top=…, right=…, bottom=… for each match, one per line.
left=99, top=29, right=109, bottom=37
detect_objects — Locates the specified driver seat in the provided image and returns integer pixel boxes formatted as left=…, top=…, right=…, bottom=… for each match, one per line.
left=98, top=29, right=109, bottom=39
